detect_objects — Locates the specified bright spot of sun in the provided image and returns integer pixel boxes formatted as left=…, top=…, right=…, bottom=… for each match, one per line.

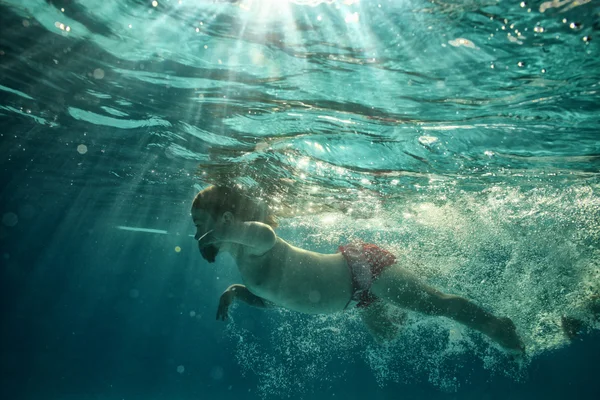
left=321, top=214, right=338, bottom=225
left=448, top=38, right=478, bottom=49
left=345, top=12, right=359, bottom=24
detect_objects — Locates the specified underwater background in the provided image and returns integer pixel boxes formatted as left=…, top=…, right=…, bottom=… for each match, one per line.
left=1, top=0, right=599, bottom=399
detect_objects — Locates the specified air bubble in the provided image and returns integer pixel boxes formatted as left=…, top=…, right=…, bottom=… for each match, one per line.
left=569, top=22, right=582, bottom=30
left=308, top=290, right=322, bottom=303
left=583, top=36, right=591, bottom=43
left=93, top=68, right=105, bottom=79
left=517, top=61, right=525, bottom=67
left=2, top=213, right=18, bottom=227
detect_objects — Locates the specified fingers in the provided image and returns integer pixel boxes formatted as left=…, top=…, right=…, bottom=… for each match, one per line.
left=216, top=291, right=233, bottom=321
left=216, top=305, right=229, bottom=321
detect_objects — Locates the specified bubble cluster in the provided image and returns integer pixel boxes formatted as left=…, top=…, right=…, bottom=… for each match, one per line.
left=224, top=184, right=599, bottom=395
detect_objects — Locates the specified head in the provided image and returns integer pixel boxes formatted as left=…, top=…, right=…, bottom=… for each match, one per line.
left=191, top=185, right=277, bottom=262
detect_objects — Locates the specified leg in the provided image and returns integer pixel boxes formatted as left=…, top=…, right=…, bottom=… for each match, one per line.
left=561, top=293, right=600, bottom=340
left=359, top=300, right=406, bottom=343
left=370, top=264, right=523, bottom=351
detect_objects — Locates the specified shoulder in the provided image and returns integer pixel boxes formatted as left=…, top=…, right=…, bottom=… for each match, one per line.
left=240, top=221, right=277, bottom=256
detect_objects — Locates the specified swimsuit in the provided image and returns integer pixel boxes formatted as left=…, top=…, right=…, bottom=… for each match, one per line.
left=338, top=242, right=397, bottom=309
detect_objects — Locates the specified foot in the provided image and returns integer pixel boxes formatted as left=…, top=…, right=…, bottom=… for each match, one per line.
left=561, top=293, right=599, bottom=340
left=490, top=317, right=525, bottom=352
left=561, top=316, right=584, bottom=340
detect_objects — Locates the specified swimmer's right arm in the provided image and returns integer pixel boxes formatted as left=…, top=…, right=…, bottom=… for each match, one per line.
left=202, top=217, right=276, bottom=256
left=216, top=284, right=271, bottom=321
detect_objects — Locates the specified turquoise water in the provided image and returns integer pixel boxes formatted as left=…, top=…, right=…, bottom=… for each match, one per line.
left=1, top=0, right=599, bottom=399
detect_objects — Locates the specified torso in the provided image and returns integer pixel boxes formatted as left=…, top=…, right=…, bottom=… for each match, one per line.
left=233, top=238, right=353, bottom=314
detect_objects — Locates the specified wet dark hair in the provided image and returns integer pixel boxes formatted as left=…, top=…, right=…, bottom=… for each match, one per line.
left=191, top=185, right=278, bottom=228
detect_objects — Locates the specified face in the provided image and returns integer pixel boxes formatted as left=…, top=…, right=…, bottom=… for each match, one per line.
left=191, top=208, right=220, bottom=263
left=192, top=208, right=215, bottom=240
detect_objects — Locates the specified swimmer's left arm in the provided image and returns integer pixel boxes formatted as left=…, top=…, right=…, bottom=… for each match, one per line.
left=216, top=284, right=273, bottom=321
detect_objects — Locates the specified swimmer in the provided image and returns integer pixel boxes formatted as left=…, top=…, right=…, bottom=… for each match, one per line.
left=191, top=185, right=524, bottom=351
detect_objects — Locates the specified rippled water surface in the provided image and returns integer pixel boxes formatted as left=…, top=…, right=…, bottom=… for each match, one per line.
left=1, top=0, right=599, bottom=399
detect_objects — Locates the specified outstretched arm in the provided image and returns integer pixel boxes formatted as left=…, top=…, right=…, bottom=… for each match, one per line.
left=216, top=284, right=272, bottom=321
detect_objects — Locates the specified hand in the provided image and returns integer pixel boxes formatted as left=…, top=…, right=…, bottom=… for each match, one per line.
left=216, top=288, right=236, bottom=321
